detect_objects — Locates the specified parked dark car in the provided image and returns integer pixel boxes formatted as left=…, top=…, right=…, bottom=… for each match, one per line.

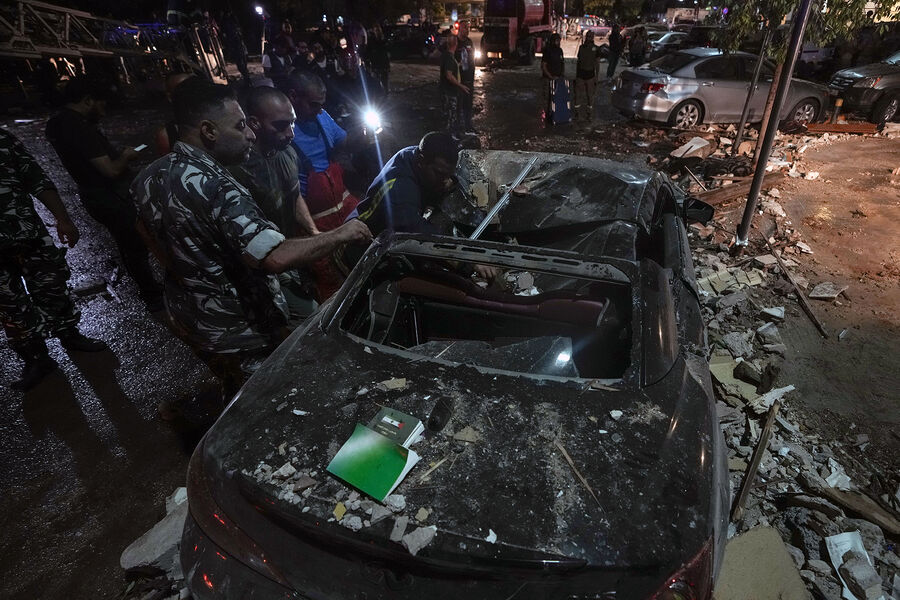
left=180, top=151, right=727, bottom=600
left=384, top=24, right=436, bottom=58
left=676, top=25, right=721, bottom=51
left=829, top=50, right=900, bottom=123
left=649, top=31, right=688, bottom=60
left=612, top=48, right=829, bottom=127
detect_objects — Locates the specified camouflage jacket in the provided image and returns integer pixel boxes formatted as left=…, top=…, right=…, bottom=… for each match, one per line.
left=0, top=129, right=58, bottom=247
left=131, top=141, right=289, bottom=354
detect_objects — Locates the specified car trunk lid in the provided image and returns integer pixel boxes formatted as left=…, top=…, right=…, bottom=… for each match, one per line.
left=203, top=326, right=715, bottom=575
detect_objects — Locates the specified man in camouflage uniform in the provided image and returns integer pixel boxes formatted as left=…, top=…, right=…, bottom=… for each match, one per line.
left=0, top=129, right=107, bottom=391
left=131, top=79, right=371, bottom=400
left=230, top=86, right=319, bottom=323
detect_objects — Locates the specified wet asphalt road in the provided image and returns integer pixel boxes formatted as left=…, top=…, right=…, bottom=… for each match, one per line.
left=0, top=108, right=226, bottom=598
left=0, top=37, right=628, bottom=599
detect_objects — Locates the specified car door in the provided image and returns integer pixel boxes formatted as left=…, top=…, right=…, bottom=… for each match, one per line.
left=692, top=56, right=746, bottom=122
left=742, top=57, right=776, bottom=121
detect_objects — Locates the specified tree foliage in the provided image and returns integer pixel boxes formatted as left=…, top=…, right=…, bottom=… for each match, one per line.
left=713, top=0, right=900, bottom=60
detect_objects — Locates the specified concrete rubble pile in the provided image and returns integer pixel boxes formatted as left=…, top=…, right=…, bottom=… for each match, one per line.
left=690, top=222, right=900, bottom=600
left=119, top=488, right=190, bottom=600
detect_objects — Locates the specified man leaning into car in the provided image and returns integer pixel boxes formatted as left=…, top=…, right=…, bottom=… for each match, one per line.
left=131, top=78, right=371, bottom=403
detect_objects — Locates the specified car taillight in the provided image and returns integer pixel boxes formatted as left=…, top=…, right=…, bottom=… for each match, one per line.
left=649, top=539, right=714, bottom=600
left=186, top=440, right=292, bottom=588
left=641, top=82, right=666, bottom=93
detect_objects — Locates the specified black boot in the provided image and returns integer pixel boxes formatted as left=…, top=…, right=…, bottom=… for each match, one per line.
left=58, top=329, right=108, bottom=352
left=11, top=340, right=58, bottom=391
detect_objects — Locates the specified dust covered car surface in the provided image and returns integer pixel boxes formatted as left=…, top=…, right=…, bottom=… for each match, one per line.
left=181, top=151, right=728, bottom=600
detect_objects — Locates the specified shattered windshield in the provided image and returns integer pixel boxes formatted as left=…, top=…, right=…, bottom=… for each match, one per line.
left=340, top=252, right=632, bottom=380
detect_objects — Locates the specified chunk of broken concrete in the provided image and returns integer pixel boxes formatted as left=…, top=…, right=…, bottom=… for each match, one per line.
left=390, top=515, right=409, bottom=542
left=120, top=502, right=188, bottom=575
left=838, top=550, right=882, bottom=600
left=369, top=504, right=393, bottom=525
left=671, top=136, right=712, bottom=159
left=761, top=306, right=785, bottom=320
left=453, top=426, right=481, bottom=443
left=273, top=462, right=297, bottom=478
left=756, top=322, right=782, bottom=345
left=722, top=331, right=754, bottom=359
left=733, top=360, right=762, bottom=386
left=377, top=377, right=408, bottom=391
left=385, top=494, right=406, bottom=512
left=402, top=525, right=437, bottom=556
left=753, top=254, right=779, bottom=268
left=165, top=487, right=187, bottom=514
left=714, top=527, right=808, bottom=600
left=809, top=282, right=848, bottom=300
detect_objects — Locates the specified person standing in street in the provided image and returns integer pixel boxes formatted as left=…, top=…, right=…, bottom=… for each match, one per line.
left=131, top=79, right=371, bottom=400
left=277, top=70, right=361, bottom=300
left=45, top=76, right=163, bottom=312
left=440, top=34, right=470, bottom=138
left=230, top=86, right=320, bottom=323
left=607, top=23, right=623, bottom=79
left=574, top=30, right=602, bottom=122
left=628, top=26, right=647, bottom=67
left=1, top=129, right=107, bottom=391
left=541, top=33, right=566, bottom=123
left=455, top=20, right=477, bottom=134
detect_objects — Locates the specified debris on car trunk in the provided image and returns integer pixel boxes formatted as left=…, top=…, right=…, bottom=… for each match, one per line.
left=377, top=377, right=409, bottom=391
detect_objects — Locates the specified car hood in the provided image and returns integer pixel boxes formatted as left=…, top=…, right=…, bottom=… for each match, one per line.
left=835, top=62, right=900, bottom=79
left=201, top=321, right=722, bottom=578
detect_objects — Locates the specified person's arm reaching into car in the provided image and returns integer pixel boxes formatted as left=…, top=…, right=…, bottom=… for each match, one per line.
left=261, top=220, right=371, bottom=273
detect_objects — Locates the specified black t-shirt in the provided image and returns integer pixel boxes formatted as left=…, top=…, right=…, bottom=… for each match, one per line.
left=440, top=49, right=461, bottom=95
left=45, top=107, right=122, bottom=189
left=542, top=46, right=565, bottom=78
left=576, top=43, right=602, bottom=79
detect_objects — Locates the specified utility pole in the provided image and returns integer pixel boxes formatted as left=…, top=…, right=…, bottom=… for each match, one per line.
left=735, top=0, right=814, bottom=246
left=732, top=27, right=772, bottom=156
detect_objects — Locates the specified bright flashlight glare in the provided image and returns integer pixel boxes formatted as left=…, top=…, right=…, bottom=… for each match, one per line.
left=254, top=5, right=263, bottom=15
left=556, top=351, right=571, bottom=363
left=474, top=49, right=483, bottom=59
left=363, top=108, right=382, bottom=131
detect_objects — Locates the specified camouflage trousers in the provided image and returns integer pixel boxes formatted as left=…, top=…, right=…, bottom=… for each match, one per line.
left=0, top=232, right=80, bottom=353
left=442, top=92, right=461, bottom=136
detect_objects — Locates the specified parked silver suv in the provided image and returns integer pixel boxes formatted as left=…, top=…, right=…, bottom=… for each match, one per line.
left=611, top=47, right=829, bottom=128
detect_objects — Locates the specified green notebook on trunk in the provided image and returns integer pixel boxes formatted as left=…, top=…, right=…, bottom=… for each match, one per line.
left=326, top=423, right=421, bottom=502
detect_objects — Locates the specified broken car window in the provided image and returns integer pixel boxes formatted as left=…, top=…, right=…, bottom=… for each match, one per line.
left=340, top=253, right=632, bottom=379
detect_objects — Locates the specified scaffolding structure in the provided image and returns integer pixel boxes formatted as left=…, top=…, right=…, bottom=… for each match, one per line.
left=0, top=0, right=228, bottom=88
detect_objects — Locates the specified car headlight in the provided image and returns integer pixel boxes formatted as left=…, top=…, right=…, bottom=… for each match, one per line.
left=474, top=49, right=482, bottom=59
left=853, top=76, right=882, bottom=88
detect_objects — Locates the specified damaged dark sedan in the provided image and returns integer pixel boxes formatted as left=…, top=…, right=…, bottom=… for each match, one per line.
left=180, top=151, right=728, bottom=600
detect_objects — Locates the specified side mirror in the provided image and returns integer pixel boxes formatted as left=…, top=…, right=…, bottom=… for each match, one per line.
left=685, top=196, right=715, bottom=224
